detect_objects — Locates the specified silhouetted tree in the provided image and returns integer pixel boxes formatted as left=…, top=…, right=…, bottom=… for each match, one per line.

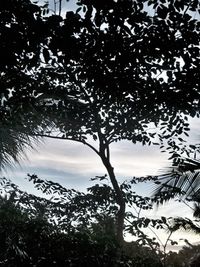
left=1, top=0, right=200, bottom=242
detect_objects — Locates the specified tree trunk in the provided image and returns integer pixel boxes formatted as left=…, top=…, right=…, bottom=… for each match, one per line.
left=101, top=155, right=126, bottom=244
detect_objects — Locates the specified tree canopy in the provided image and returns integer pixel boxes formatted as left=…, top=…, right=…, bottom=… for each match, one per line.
left=1, top=0, right=200, bottom=136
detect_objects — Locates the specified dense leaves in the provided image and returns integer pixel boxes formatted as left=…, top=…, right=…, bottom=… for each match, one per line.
left=1, top=0, right=200, bottom=160
left=36, top=0, right=200, bottom=147
left=1, top=174, right=200, bottom=266
left=0, top=175, right=171, bottom=267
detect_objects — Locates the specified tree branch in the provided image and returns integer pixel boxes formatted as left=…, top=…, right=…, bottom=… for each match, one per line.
left=33, top=133, right=100, bottom=156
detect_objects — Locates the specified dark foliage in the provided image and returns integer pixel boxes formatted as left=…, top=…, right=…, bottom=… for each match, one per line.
left=1, top=0, right=200, bottom=253
left=0, top=176, right=166, bottom=267
left=1, top=0, right=200, bottom=168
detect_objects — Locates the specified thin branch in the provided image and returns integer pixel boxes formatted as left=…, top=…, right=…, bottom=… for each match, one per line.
left=148, top=226, right=165, bottom=249
left=54, top=0, right=57, bottom=14
left=83, top=140, right=100, bottom=156
left=183, top=1, right=192, bottom=15
left=180, top=199, right=195, bottom=212
left=162, top=230, right=173, bottom=267
left=58, top=0, right=62, bottom=16
left=163, top=231, right=173, bottom=254
left=33, top=133, right=100, bottom=156
left=107, top=132, right=116, bottom=144
left=107, top=134, right=118, bottom=144
left=137, top=206, right=142, bottom=219
left=125, top=217, right=160, bottom=253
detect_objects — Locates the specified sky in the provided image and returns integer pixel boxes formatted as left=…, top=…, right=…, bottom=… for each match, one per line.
left=2, top=118, right=200, bottom=250
left=1, top=0, right=200, bottom=251
left=3, top=138, right=168, bottom=191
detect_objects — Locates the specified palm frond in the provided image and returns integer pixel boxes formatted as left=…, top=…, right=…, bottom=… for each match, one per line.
left=153, top=157, right=200, bottom=201
left=0, top=125, right=43, bottom=170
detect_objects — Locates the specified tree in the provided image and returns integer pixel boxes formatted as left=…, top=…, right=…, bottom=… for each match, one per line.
left=0, top=175, right=168, bottom=267
left=174, top=243, right=200, bottom=267
left=0, top=176, right=119, bottom=266
left=1, top=0, right=200, bottom=242
left=34, top=0, right=200, bottom=242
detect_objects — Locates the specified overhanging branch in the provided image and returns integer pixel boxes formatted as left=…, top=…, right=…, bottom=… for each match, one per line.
left=33, top=133, right=100, bottom=156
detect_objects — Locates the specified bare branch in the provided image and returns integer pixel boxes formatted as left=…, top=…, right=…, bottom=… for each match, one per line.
left=33, top=133, right=100, bottom=156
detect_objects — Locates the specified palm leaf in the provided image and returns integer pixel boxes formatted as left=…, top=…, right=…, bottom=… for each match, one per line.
left=0, top=124, right=44, bottom=170
left=153, top=157, right=200, bottom=201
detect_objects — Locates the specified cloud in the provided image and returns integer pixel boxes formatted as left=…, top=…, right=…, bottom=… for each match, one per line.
left=7, top=138, right=169, bottom=184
